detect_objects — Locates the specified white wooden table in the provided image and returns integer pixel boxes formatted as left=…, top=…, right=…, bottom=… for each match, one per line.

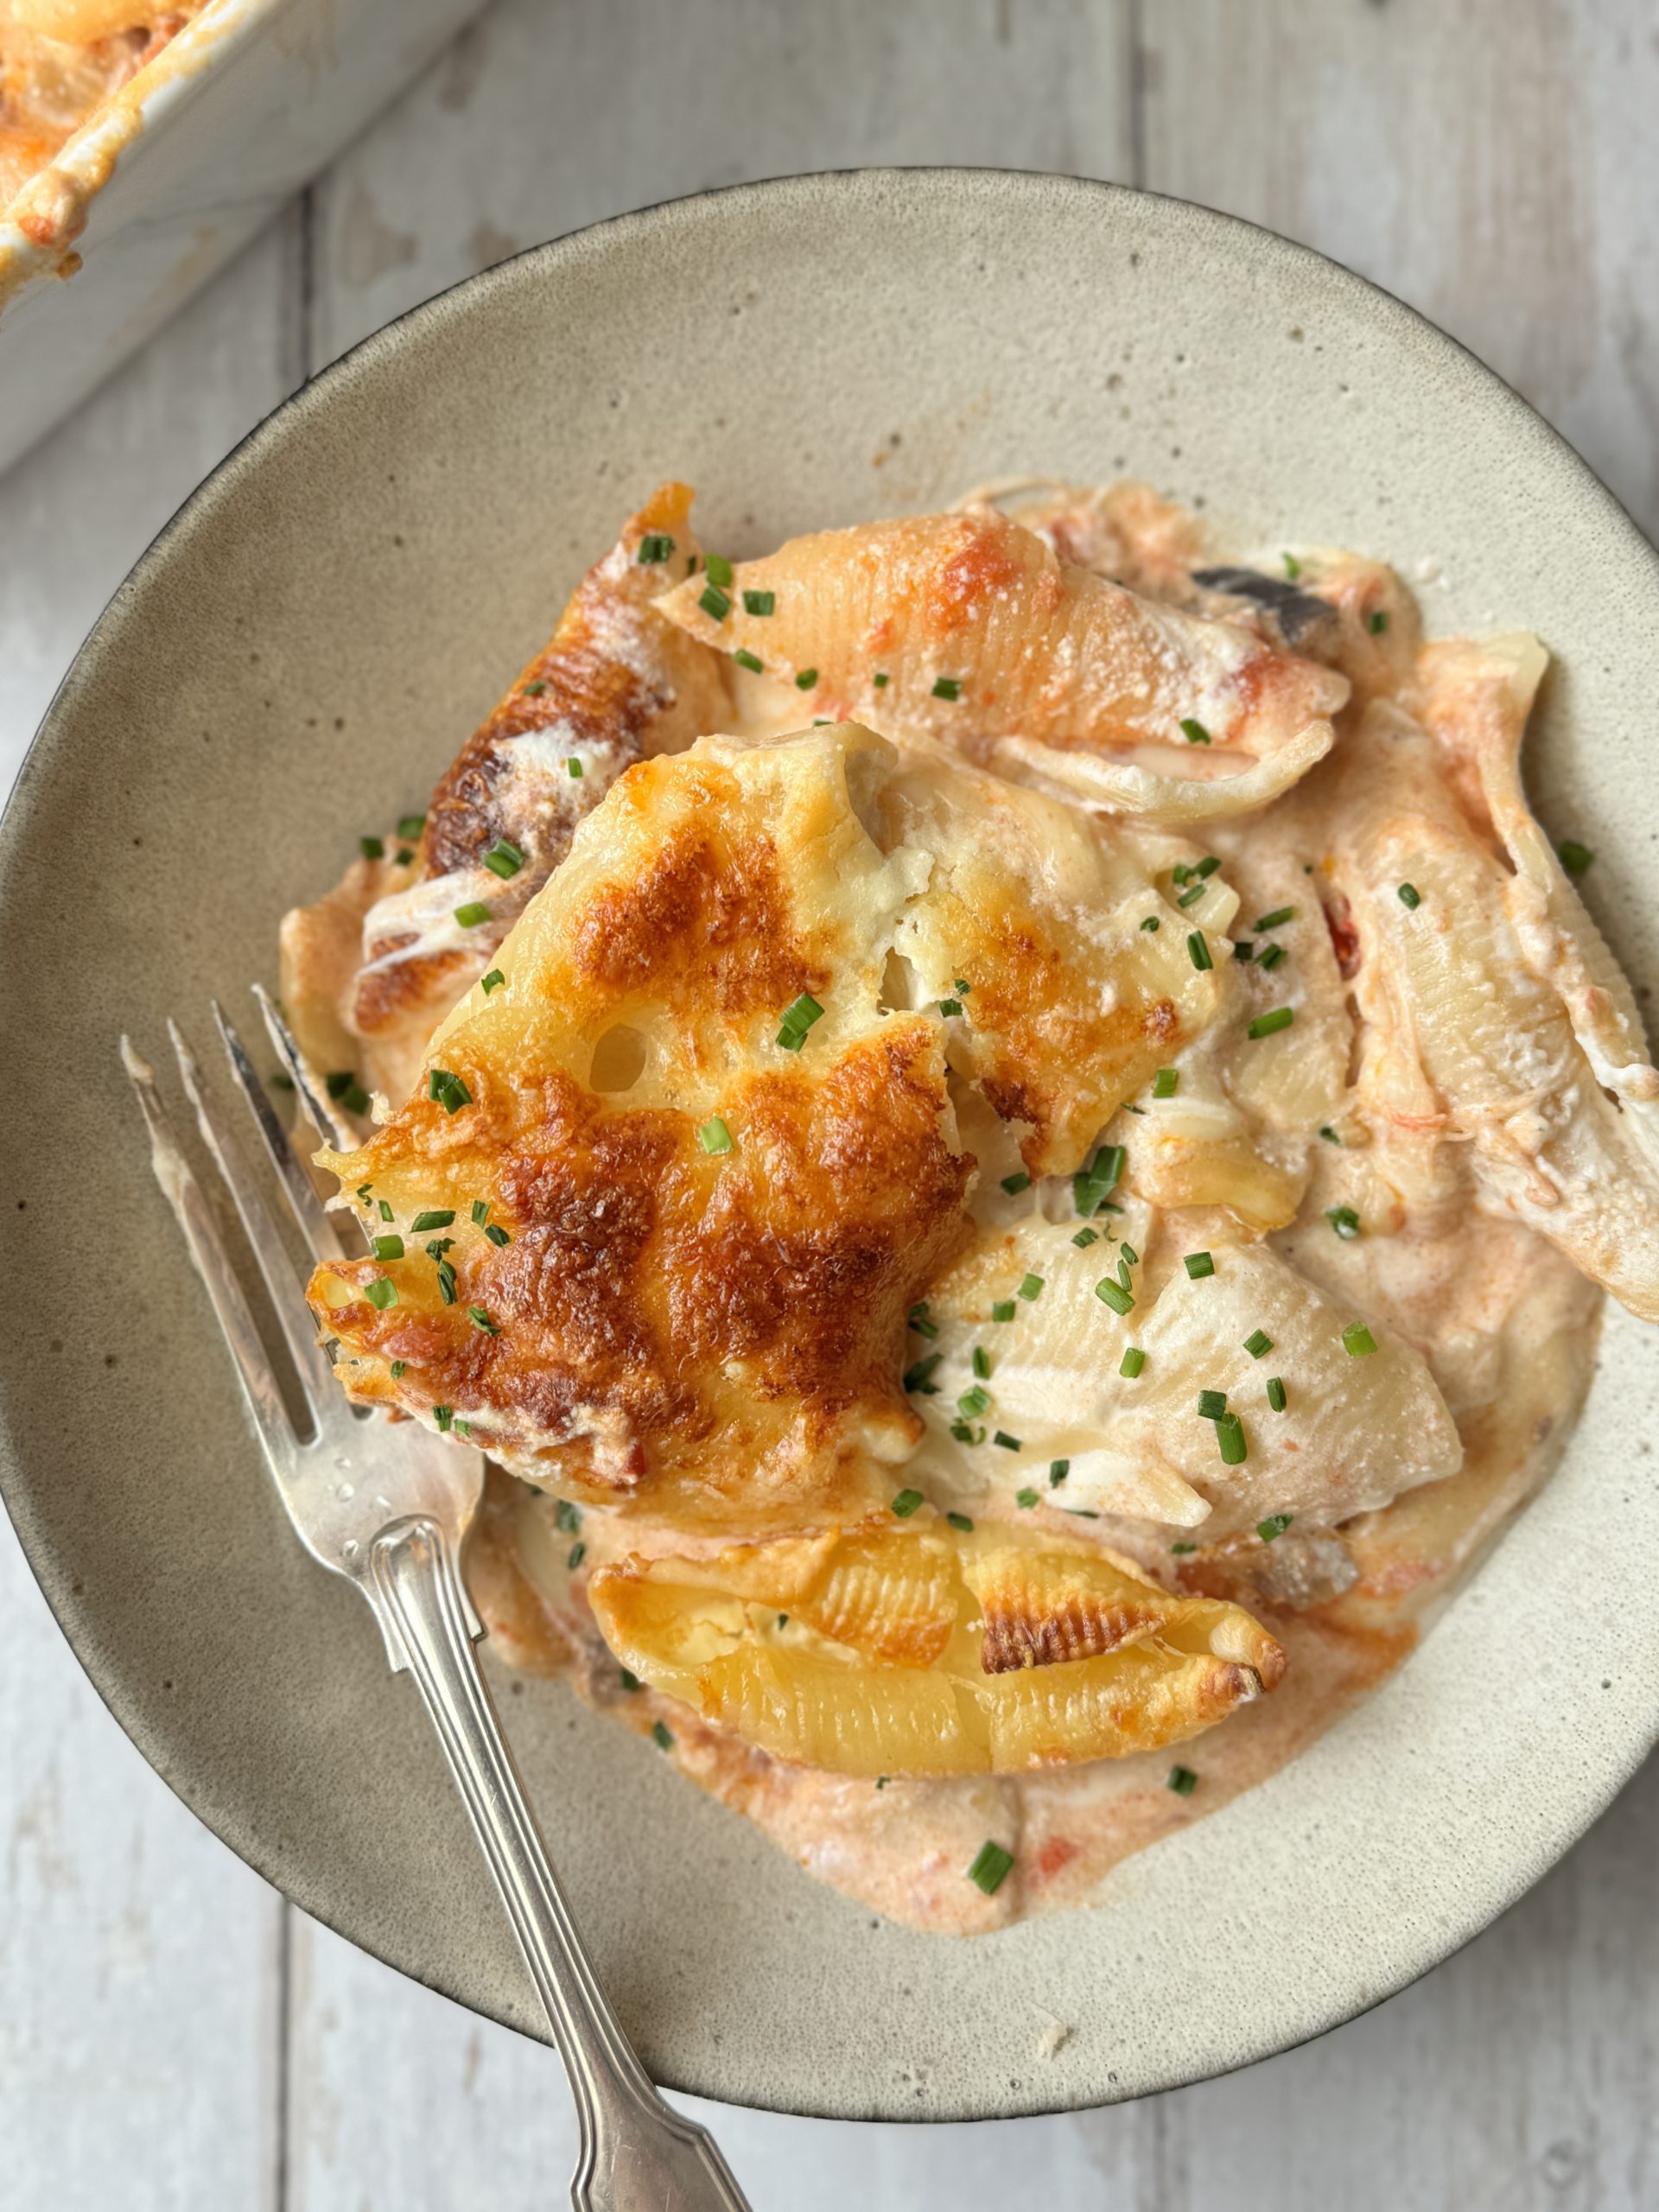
left=3, top=4, right=1657, bottom=2204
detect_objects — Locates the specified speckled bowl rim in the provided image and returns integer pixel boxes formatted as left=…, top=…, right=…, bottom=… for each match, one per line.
left=4, top=168, right=1659, bottom=2123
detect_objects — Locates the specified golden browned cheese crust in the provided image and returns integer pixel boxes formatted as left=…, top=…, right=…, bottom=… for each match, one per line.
left=308, top=728, right=975, bottom=1533
left=278, top=482, right=730, bottom=1104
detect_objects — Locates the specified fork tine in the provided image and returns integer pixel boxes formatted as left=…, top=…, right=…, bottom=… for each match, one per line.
left=251, top=981, right=358, bottom=1153
left=120, top=1035, right=297, bottom=1465
left=170, top=1019, right=345, bottom=1427
left=215, top=999, right=356, bottom=1265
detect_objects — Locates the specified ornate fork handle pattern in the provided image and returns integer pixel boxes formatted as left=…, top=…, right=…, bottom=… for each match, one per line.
left=368, top=1516, right=752, bottom=2212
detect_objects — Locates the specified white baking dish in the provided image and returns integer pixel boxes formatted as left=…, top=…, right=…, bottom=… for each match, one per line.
left=0, top=0, right=483, bottom=476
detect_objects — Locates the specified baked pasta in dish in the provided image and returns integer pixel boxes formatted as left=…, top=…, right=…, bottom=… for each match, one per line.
left=282, top=475, right=1637, bottom=1933
left=0, top=0, right=202, bottom=207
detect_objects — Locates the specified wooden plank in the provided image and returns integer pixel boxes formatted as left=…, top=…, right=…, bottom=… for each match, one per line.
left=0, top=213, right=302, bottom=2212
left=305, top=0, right=1138, bottom=365
left=1137, top=0, right=1659, bottom=537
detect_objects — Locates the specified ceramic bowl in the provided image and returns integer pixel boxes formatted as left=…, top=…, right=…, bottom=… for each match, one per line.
left=3, top=171, right=1657, bottom=2122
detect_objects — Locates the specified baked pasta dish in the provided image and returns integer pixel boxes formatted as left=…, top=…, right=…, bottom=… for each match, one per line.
left=0, top=0, right=202, bottom=210
left=281, top=477, right=1650, bottom=1934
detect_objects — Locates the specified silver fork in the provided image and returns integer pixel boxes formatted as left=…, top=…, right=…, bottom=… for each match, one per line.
left=121, top=994, right=752, bottom=2212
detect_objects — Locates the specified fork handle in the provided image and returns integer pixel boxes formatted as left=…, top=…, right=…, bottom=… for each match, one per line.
left=366, top=1516, right=752, bottom=2212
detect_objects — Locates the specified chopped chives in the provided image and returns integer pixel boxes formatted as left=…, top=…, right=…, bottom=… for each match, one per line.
left=954, top=979, right=972, bottom=995
left=699, top=583, right=732, bottom=622
left=1254, top=906, right=1295, bottom=931
left=1197, top=1389, right=1228, bottom=1421
left=991, top=1300, right=1016, bottom=1323
left=1072, top=1227, right=1099, bottom=1248
left=1397, top=881, right=1421, bottom=909
left=1001, top=1171, right=1032, bottom=1195
left=356, top=1184, right=372, bottom=1203
left=1014, top=1484, right=1039, bottom=1504
left=1171, top=1541, right=1198, bottom=1555
left=567, top=1541, right=586, bottom=1570
left=733, top=647, right=764, bottom=674
left=1094, top=1277, right=1135, bottom=1315
left=484, top=1223, right=511, bottom=1247
left=1233, top=940, right=1255, bottom=963
left=423, top=1237, right=453, bottom=1259
left=364, top=1277, right=397, bottom=1310
left=1343, top=1322, right=1378, bottom=1357
left=433, top=1405, right=453, bottom=1431
left=967, top=1840, right=1014, bottom=1895
left=378, top=1198, right=394, bottom=1223
left=1319, top=1124, right=1340, bottom=1144
left=742, top=588, right=775, bottom=616
left=1074, top=1143, right=1125, bottom=1217
left=372, top=1234, right=404, bottom=1261
left=873, top=671, right=890, bottom=688
left=521, top=680, right=546, bottom=696
left=271, top=1071, right=296, bottom=1090
left=698, top=1116, right=734, bottom=1154
left=396, top=849, right=413, bottom=867
left=947, top=1511, right=975, bottom=1532
left=795, top=667, right=818, bottom=690
left=994, top=1430, right=1022, bottom=1452
left=972, top=1345, right=991, bottom=1378
left=1248, top=1007, right=1294, bottom=1038
left=1141, top=915, right=1160, bottom=931
left=1256, top=1511, right=1294, bottom=1541
left=483, top=838, right=524, bottom=880
left=903, top=1352, right=943, bottom=1394
left=566, top=758, right=583, bottom=778
left=480, top=969, right=505, bottom=995
left=1194, top=856, right=1222, bottom=880
left=470, top=1199, right=489, bottom=1225
left=620, top=1669, right=642, bottom=1692
left=1153, top=1067, right=1179, bottom=1098
left=909, top=1304, right=939, bottom=1340
left=468, top=1306, right=499, bottom=1334
left=1217, top=1412, right=1248, bottom=1465
left=435, top=1259, right=457, bottom=1304
left=1369, top=609, right=1390, bottom=634
left=429, top=1068, right=471, bottom=1114
left=1326, top=1205, right=1361, bottom=1239
left=703, top=553, right=734, bottom=588
left=1180, top=717, right=1211, bottom=746
left=1243, top=1328, right=1274, bottom=1359
left=890, top=1489, right=924, bottom=1517
left=1177, top=882, right=1207, bottom=910
left=931, top=677, right=962, bottom=701
left=636, top=534, right=674, bottom=563
left=1049, top=1459, right=1070, bottom=1485
left=397, top=813, right=425, bottom=839
left=957, top=1385, right=990, bottom=1417
left=775, top=991, right=825, bottom=1050
left=1266, top=1376, right=1287, bottom=1412
left=1185, top=1251, right=1216, bottom=1280
left=1017, top=1273, right=1044, bottom=1301
left=938, top=998, right=963, bottom=1018
left=556, top=1500, right=582, bottom=1534
left=454, top=901, right=492, bottom=927
left=1283, top=552, right=1302, bottom=579
left=389, top=1359, right=407, bottom=1381
left=1188, top=931, right=1212, bottom=971
left=652, top=1720, right=675, bottom=1751
left=950, top=1421, right=984, bottom=1444
left=1258, top=944, right=1287, bottom=971
left=1119, top=1345, right=1146, bottom=1378
left=359, top=836, right=385, bottom=861
left=1558, top=840, right=1594, bottom=877
left=1167, top=1765, right=1198, bottom=1796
